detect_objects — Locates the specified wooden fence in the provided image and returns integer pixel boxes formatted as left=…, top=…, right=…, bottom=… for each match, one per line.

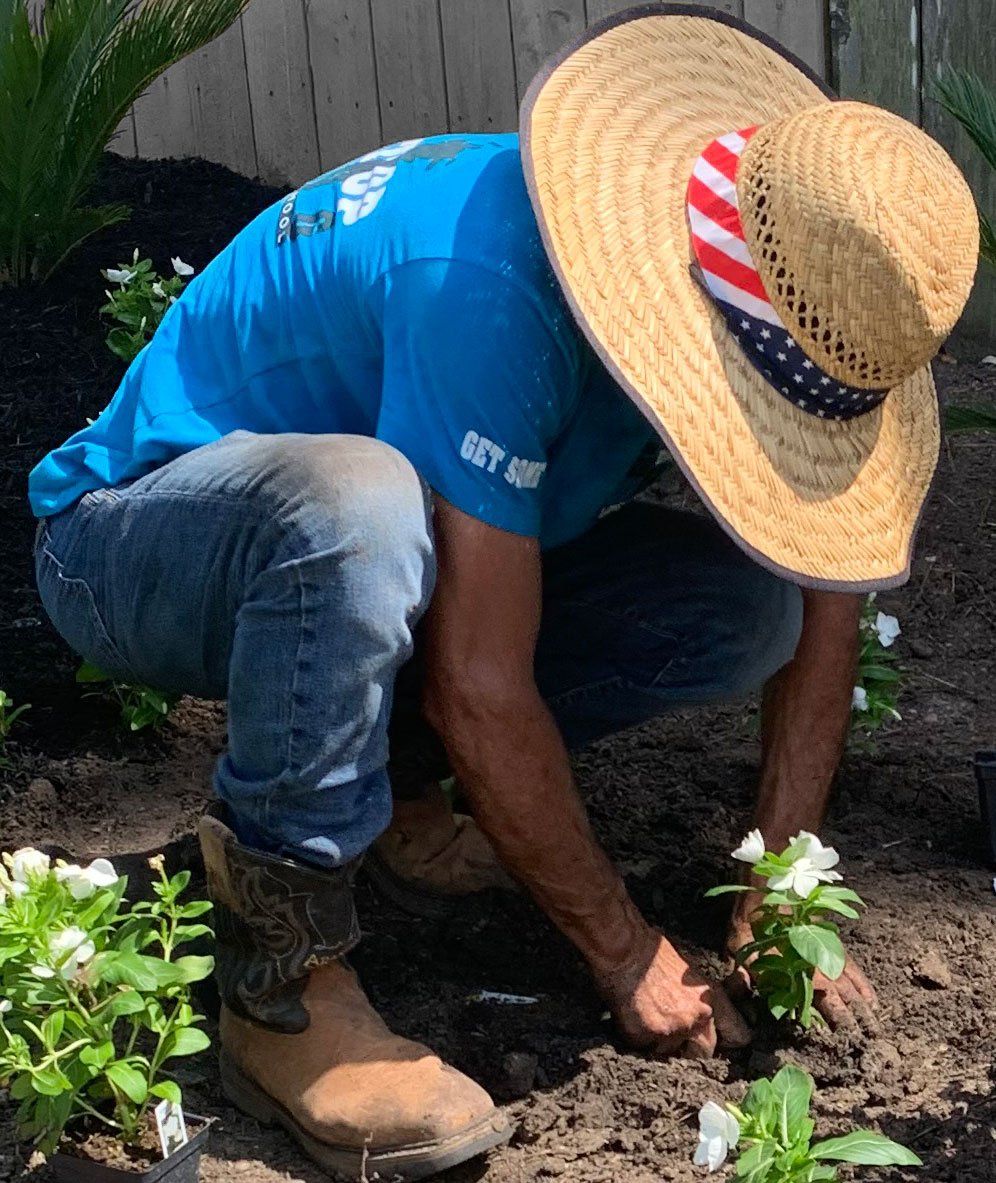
left=111, top=0, right=994, bottom=346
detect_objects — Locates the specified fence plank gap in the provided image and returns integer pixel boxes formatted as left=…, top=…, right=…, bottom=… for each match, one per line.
left=439, top=0, right=518, bottom=132
left=305, top=0, right=383, bottom=169
left=241, top=0, right=321, bottom=185
left=509, top=0, right=586, bottom=101
left=370, top=0, right=448, bottom=143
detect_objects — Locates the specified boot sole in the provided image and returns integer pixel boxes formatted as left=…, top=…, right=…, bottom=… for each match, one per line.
left=220, top=1050, right=513, bottom=1181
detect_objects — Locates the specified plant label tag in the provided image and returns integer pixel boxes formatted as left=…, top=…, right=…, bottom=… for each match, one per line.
left=154, top=1099, right=189, bottom=1159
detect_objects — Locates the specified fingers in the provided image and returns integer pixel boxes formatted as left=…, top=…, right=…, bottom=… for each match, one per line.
left=708, top=984, right=752, bottom=1048
left=847, top=963, right=878, bottom=1007
left=681, top=1013, right=718, bottom=1060
left=815, top=963, right=879, bottom=1031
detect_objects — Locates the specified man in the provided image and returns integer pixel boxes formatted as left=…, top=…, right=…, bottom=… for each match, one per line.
left=30, top=7, right=977, bottom=1181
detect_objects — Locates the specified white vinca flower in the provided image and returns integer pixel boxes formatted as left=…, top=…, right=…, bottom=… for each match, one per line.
left=768, top=831, right=843, bottom=898
left=694, top=1101, right=740, bottom=1172
left=171, top=256, right=194, bottom=277
left=45, top=927, right=96, bottom=981
left=105, top=267, right=135, bottom=284
left=731, top=829, right=766, bottom=864
left=9, top=848, right=51, bottom=884
left=0, top=998, right=11, bottom=1015
left=852, top=685, right=869, bottom=712
left=55, top=857, right=118, bottom=900
left=151, top=281, right=166, bottom=298
left=874, top=612, right=901, bottom=648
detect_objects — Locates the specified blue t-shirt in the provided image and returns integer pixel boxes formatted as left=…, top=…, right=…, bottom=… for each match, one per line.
left=29, top=134, right=662, bottom=548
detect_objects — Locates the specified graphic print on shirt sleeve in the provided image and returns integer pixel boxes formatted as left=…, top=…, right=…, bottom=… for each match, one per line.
left=275, top=138, right=495, bottom=246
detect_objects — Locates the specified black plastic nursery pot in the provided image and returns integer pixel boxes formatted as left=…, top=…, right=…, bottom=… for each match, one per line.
left=49, top=1117, right=211, bottom=1183
left=975, top=751, right=996, bottom=867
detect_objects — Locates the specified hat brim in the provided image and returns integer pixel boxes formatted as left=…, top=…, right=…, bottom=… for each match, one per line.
left=520, top=3, right=939, bottom=591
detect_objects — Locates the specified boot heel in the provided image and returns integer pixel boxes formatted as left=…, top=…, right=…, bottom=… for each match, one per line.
left=219, top=1051, right=279, bottom=1127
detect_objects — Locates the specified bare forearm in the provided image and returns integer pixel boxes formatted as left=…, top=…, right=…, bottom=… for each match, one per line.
left=425, top=682, right=647, bottom=975
left=753, top=588, right=861, bottom=847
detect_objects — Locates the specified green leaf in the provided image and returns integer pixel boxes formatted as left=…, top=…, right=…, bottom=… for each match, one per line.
left=812, top=1131, right=922, bottom=1166
left=100, top=988, right=146, bottom=1019
left=41, top=1011, right=65, bottom=1047
left=106, top=1060, right=148, bottom=1104
left=97, top=951, right=187, bottom=991
left=770, top=1065, right=813, bottom=1136
left=161, top=1026, right=210, bottom=1061
left=75, top=661, right=110, bottom=684
left=787, top=925, right=846, bottom=980
left=704, top=884, right=754, bottom=897
left=761, top=891, right=794, bottom=907
left=150, top=1079, right=182, bottom=1103
left=172, top=955, right=214, bottom=984
left=813, top=897, right=860, bottom=920
left=735, top=1140, right=778, bottom=1182
left=80, top=1041, right=115, bottom=1069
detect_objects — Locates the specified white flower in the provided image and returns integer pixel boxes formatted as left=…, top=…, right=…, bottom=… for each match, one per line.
left=9, top=848, right=50, bottom=884
left=171, top=256, right=194, bottom=277
left=768, top=831, right=843, bottom=898
left=55, top=857, right=118, bottom=900
left=852, top=685, right=869, bottom=712
left=151, top=281, right=166, bottom=298
left=47, top=926, right=96, bottom=980
left=874, top=612, right=901, bottom=648
left=105, top=267, right=135, bottom=284
left=0, top=999, right=11, bottom=1015
left=694, top=1101, right=740, bottom=1172
left=731, top=829, right=766, bottom=865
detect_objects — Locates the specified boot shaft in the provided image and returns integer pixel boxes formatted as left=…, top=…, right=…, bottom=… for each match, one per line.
left=198, top=809, right=360, bottom=1032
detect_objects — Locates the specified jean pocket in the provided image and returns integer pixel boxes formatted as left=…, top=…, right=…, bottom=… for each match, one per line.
left=35, top=530, right=135, bottom=681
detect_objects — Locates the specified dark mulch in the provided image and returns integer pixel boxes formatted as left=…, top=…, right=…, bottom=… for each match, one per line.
left=2, top=155, right=996, bottom=1183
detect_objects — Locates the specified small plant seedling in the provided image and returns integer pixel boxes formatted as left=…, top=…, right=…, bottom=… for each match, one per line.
left=0, top=849, right=214, bottom=1153
left=100, top=252, right=194, bottom=365
left=0, top=690, right=31, bottom=767
left=693, top=1065, right=921, bottom=1177
left=707, top=830, right=863, bottom=1028
left=76, top=662, right=178, bottom=733
left=851, top=595, right=902, bottom=736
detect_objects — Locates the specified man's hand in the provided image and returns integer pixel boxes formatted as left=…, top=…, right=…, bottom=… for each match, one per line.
left=595, top=928, right=751, bottom=1057
left=726, top=907, right=877, bottom=1030
left=422, top=497, right=746, bottom=1058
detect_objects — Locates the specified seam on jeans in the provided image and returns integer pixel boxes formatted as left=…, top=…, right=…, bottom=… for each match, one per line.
left=285, top=562, right=310, bottom=786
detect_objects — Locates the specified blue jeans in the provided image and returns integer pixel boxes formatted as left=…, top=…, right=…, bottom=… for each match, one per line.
left=35, top=431, right=802, bottom=866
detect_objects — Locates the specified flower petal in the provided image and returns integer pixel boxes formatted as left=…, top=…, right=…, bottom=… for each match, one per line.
left=85, top=858, right=118, bottom=887
left=731, top=829, right=765, bottom=864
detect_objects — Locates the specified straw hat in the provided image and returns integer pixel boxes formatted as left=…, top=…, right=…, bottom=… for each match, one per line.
left=520, top=3, right=979, bottom=590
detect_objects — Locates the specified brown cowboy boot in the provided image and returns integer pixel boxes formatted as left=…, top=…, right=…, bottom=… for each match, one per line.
left=199, top=811, right=511, bottom=1181
left=365, top=780, right=516, bottom=917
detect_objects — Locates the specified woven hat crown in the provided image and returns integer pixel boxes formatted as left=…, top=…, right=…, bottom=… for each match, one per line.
left=736, top=102, right=979, bottom=390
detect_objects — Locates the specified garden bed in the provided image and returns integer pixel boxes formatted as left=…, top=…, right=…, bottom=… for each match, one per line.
left=2, top=155, right=995, bottom=1183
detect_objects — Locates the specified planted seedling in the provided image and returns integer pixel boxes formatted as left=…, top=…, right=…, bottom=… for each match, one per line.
left=76, top=662, right=178, bottom=733
left=0, top=690, right=30, bottom=768
left=707, top=831, right=863, bottom=1028
left=693, top=1064, right=920, bottom=1177
left=100, top=253, right=194, bottom=365
left=851, top=595, right=902, bottom=736
left=0, top=849, right=213, bottom=1161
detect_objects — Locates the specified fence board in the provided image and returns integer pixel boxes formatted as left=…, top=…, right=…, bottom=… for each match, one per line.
left=923, top=0, right=996, bottom=349
left=439, top=0, right=519, bottom=132
left=510, top=0, right=586, bottom=100
left=132, top=22, right=256, bottom=176
left=110, top=109, right=138, bottom=160
left=744, top=0, right=825, bottom=75
left=585, top=0, right=742, bottom=20
left=370, top=0, right=449, bottom=142
left=305, top=0, right=382, bottom=169
left=241, top=0, right=320, bottom=185
left=829, top=0, right=919, bottom=120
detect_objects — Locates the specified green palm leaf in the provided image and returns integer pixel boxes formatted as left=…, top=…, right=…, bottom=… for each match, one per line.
left=0, top=0, right=250, bottom=284
left=935, top=69, right=996, bottom=269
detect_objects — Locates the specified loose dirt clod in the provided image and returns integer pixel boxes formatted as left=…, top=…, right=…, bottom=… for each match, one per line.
left=912, top=949, right=954, bottom=990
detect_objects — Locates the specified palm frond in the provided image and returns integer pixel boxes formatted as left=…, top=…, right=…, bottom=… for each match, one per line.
left=944, top=403, right=996, bottom=434
left=0, top=0, right=250, bottom=285
left=935, top=69, right=996, bottom=174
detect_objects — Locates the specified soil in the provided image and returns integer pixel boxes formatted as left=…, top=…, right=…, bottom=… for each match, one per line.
left=56, top=1114, right=206, bottom=1172
left=2, top=155, right=996, bottom=1183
